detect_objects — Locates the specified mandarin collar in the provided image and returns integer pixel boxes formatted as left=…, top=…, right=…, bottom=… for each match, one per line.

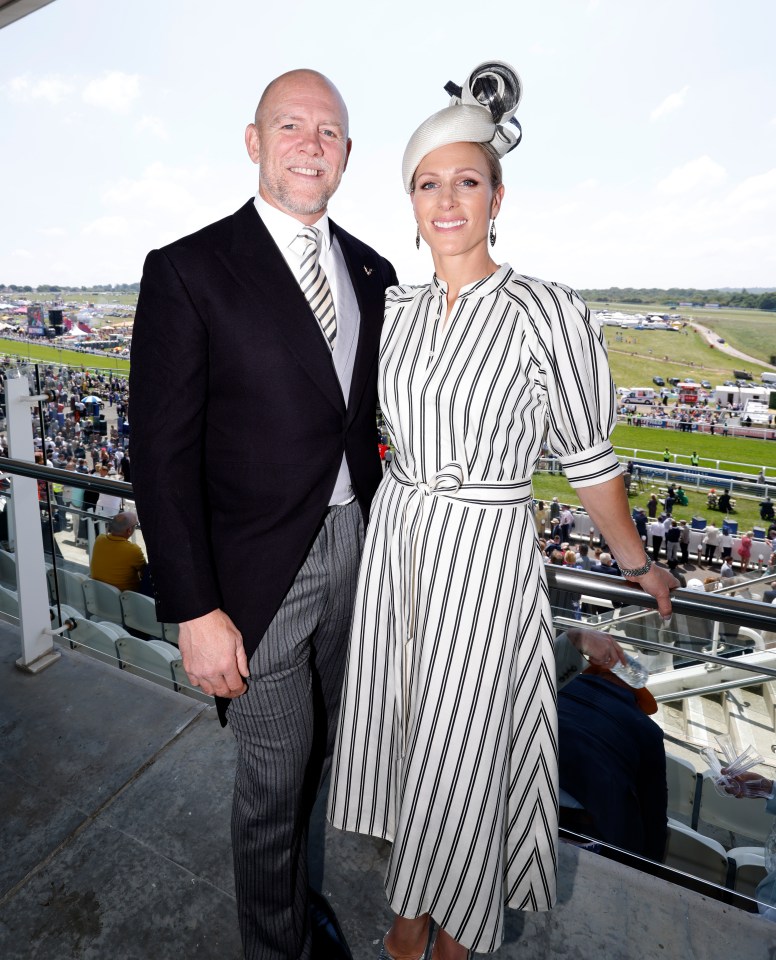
left=431, top=262, right=511, bottom=298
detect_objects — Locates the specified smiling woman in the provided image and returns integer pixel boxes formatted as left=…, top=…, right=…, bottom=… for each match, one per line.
left=327, top=59, right=678, bottom=960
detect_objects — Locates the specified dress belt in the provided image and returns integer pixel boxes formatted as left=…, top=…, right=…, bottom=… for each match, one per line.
left=391, top=458, right=533, bottom=757
left=390, top=459, right=533, bottom=506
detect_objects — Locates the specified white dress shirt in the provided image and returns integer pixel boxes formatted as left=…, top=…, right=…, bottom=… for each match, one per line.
left=254, top=193, right=359, bottom=505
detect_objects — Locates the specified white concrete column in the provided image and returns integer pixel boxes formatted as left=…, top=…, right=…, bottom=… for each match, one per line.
left=5, top=373, right=60, bottom=673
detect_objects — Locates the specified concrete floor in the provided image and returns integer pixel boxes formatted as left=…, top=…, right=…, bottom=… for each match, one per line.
left=1, top=622, right=775, bottom=960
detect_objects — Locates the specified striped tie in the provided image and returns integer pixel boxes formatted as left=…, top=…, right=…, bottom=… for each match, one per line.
left=297, top=226, right=337, bottom=350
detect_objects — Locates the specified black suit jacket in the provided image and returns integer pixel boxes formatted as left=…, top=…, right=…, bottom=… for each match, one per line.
left=129, top=199, right=397, bottom=681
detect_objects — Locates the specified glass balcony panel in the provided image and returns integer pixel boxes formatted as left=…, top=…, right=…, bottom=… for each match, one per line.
left=549, top=570, right=776, bottom=914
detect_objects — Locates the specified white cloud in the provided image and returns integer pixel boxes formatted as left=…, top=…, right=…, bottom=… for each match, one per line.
left=650, top=85, right=690, bottom=122
left=655, top=156, right=727, bottom=196
left=82, top=72, right=140, bottom=112
left=4, top=74, right=75, bottom=104
left=11, top=249, right=33, bottom=259
left=101, top=163, right=214, bottom=217
left=725, top=168, right=776, bottom=214
left=135, top=115, right=169, bottom=140
left=82, top=216, right=132, bottom=238
left=38, top=227, right=67, bottom=237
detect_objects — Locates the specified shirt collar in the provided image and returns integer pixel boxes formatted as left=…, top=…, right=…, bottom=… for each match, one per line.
left=254, top=192, right=332, bottom=254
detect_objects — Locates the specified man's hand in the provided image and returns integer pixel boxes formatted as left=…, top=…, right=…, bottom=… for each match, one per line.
left=567, top=627, right=627, bottom=668
left=720, top=770, right=774, bottom=799
left=178, top=609, right=249, bottom=698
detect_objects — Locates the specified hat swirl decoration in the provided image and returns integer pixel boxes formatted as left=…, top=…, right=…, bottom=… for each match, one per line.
left=402, top=60, right=523, bottom=193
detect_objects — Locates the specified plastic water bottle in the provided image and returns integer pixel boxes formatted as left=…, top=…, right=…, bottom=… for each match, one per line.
left=610, top=653, right=649, bottom=688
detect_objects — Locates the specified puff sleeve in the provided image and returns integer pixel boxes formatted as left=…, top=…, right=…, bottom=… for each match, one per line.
left=534, top=282, right=622, bottom=488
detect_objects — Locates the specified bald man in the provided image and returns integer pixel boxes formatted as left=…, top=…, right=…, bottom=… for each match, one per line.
left=131, top=69, right=397, bottom=959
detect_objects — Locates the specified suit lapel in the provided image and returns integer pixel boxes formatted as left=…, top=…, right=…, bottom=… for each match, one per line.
left=331, top=220, right=384, bottom=425
left=228, top=200, right=344, bottom=413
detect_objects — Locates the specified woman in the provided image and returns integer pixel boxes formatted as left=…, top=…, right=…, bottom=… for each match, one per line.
left=328, top=62, right=675, bottom=959
left=738, top=530, right=752, bottom=572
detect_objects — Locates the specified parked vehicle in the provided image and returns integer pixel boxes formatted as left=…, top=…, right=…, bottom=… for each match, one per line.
left=652, top=376, right=665, bottom=386
left=701, top=380, right=712, bottom=389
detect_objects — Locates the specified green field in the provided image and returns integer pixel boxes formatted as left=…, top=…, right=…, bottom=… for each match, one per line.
left=0, top=338, right=130, bottom=373
left=611, top=424, right=772, bottom=471
left=531, top=420, right=774, bottom=534
left=589, top=300, right=776, bottom=366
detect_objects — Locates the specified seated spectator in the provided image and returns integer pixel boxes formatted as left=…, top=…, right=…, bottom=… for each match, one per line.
left=761, top=497, right=775, bottom=522
left=720, top=771, right=776, bottom=921
left=718, top=490, right=732, bottom=514
left=590, top=552, right=620, bottom=576
left=557, top=662, right=668, bottom=861
left=90, top=511, right=147, bottom=592
left=545, top=533, right=563, bottom=559
left=575, top=543, right=593, bottom=571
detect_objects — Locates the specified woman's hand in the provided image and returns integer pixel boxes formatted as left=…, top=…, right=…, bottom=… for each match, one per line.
left=625, top=563, right=679, bottom=619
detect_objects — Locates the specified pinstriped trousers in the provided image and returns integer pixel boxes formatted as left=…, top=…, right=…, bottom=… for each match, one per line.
left=226, top=501, right=364, bottom=960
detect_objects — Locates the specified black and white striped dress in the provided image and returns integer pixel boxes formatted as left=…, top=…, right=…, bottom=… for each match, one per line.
left=328, top=264, right=622, bottom=953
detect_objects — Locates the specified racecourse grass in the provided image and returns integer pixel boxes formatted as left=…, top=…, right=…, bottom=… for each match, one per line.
left=610, top=423, right=773, bottom=472
left=0, top=338, right=130, bottom=373
left=589, top=300, right=776, bottom=367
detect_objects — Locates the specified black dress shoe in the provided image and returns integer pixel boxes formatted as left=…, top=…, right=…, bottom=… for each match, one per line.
left=309, top=888, right=354, bottom=960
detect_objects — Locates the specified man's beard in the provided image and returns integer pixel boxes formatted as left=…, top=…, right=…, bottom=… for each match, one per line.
left=261, top=162, right=341, bottom=216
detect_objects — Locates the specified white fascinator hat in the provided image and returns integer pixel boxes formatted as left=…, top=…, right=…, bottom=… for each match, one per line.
left=401, top=60, right=523, bottom=193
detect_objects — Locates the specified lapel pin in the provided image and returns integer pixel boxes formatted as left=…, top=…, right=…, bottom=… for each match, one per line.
left=363, top=265, right=373, bottom=276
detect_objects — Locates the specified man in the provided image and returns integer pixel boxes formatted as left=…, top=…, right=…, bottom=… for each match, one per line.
left=559, top=504, right=574, bottom=544
left=90, top=511, right=147, bottom=592
left=649, top=517, right=664, bottom=561
left=574, top=543, right=593, bottom=571
left=130, top=70, right=396, bottom=960
left=590, top=551, right=621, bottom=576
left=678, top=520, right=690, bottom=566
left=664, top=520, right=681, bottom=570
left=702, top=522, right=722, bottom=565
left=632, top=507, right=648, bottom=542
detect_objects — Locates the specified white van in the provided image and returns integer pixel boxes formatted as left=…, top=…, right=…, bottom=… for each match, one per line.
left=622, top=387, right=656, bottom=404
left=761, top=372, right=776, bottom=385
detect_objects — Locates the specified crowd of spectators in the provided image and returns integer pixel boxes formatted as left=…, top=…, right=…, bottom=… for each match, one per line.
left=0, top=363, right=130, bottom=479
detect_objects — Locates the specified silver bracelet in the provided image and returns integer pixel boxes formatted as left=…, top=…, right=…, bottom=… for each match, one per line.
left=617, top=556, right=653, bottom=578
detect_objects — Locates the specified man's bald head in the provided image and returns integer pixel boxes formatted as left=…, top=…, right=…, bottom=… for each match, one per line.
left=254, top=69, right=349, bottom=137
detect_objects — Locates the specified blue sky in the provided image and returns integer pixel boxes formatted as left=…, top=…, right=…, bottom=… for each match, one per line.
left=2, top=0, right=775, bottom=289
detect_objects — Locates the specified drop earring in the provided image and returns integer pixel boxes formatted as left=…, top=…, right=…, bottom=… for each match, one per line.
left=416, top=225, right=420, bottom=250
left=489, top=219, right=497, bottom=247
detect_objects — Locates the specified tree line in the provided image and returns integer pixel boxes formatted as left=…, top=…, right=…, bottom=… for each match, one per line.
left=578, top=287, right=776, bottom=311
left=0, top=283, right=141, bottom=295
